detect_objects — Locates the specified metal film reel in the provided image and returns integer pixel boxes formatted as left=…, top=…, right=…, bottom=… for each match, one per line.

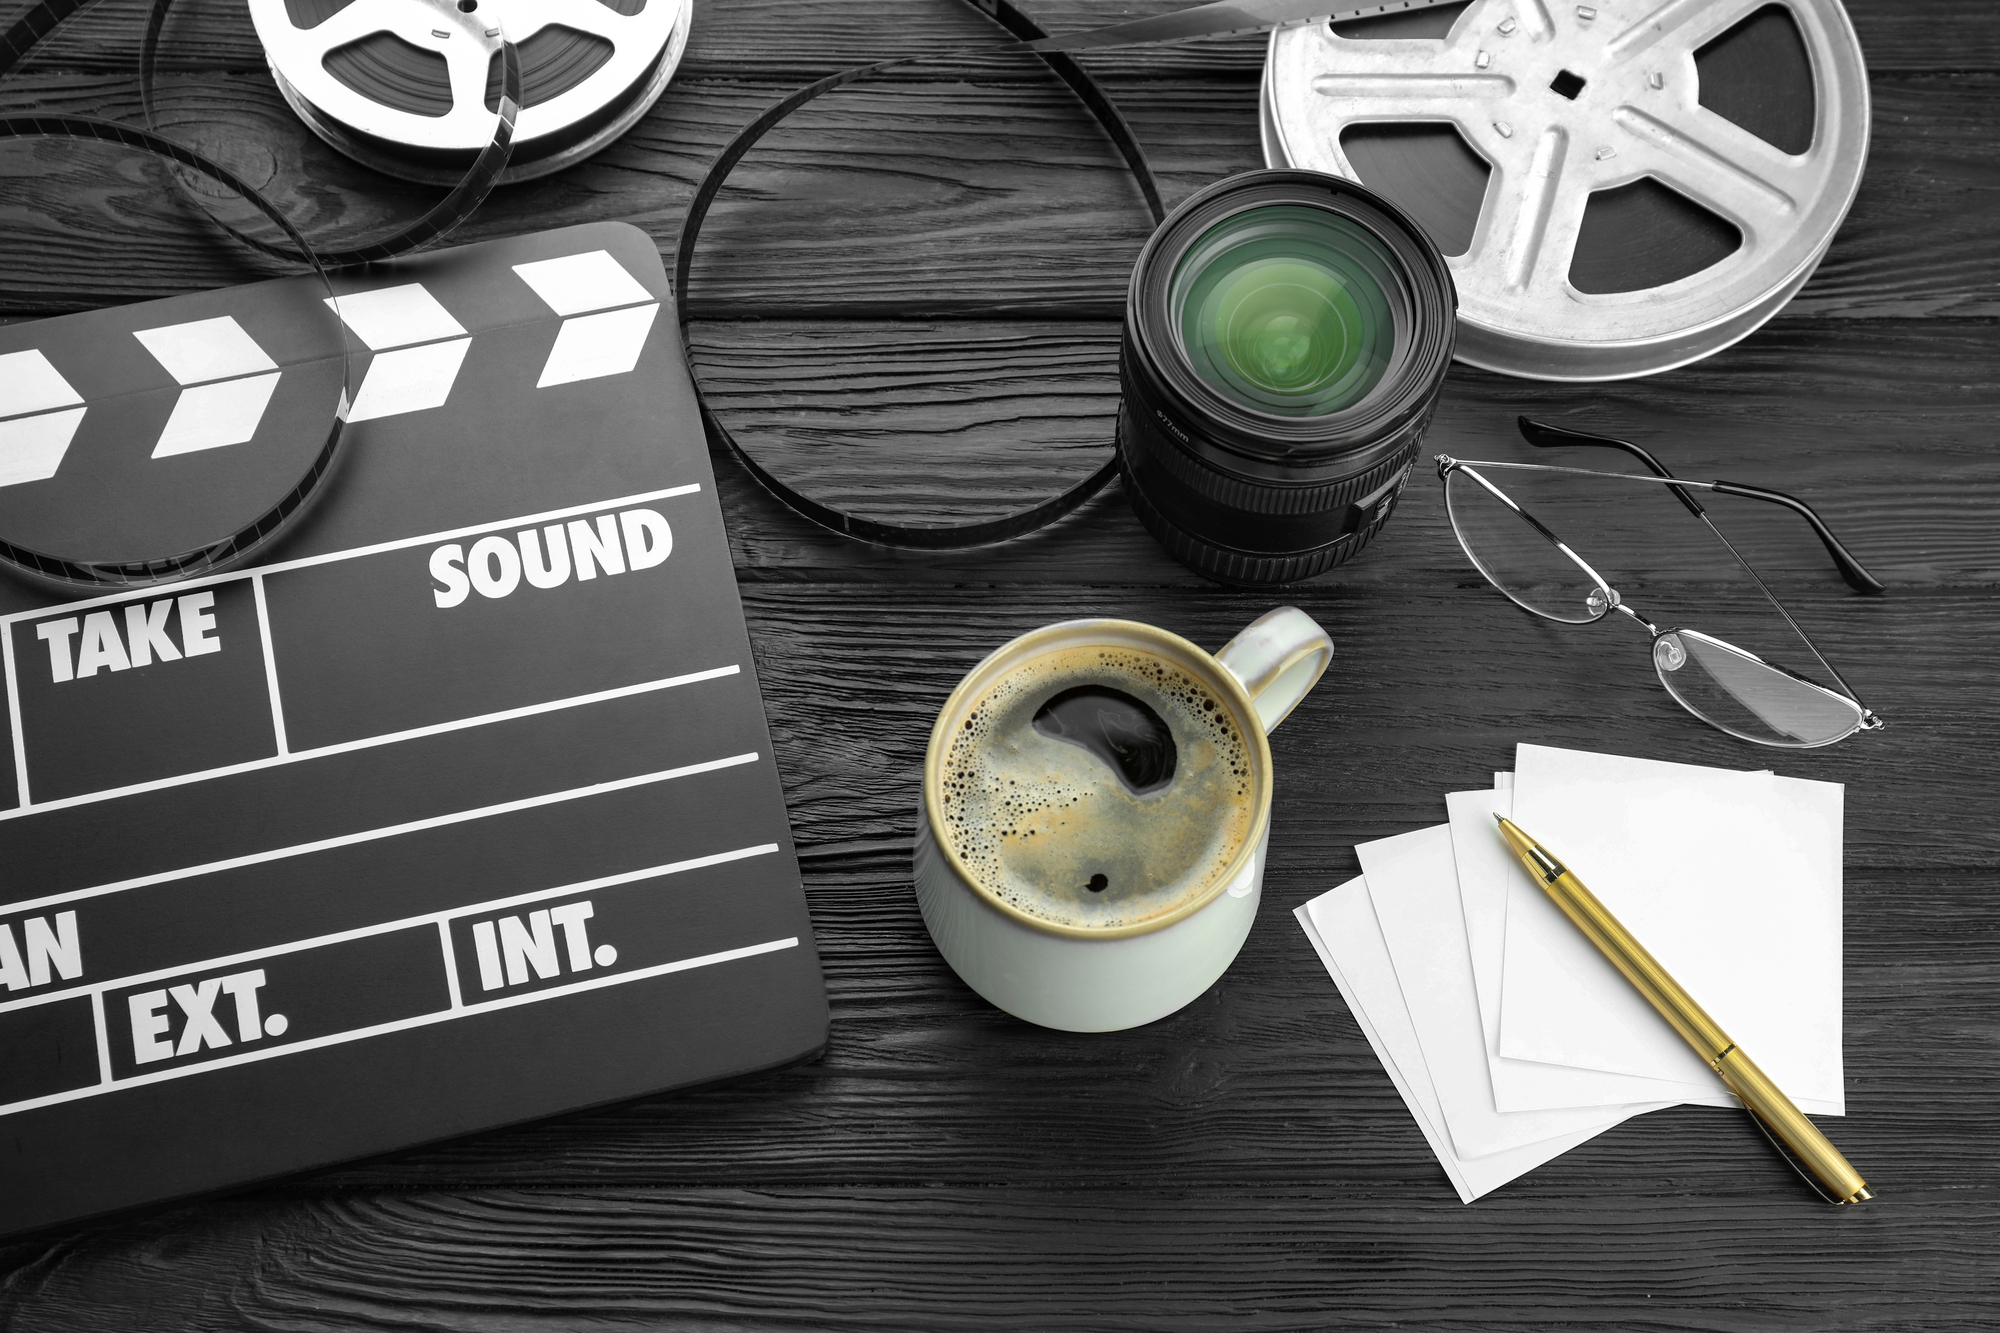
left=1263, top=0, right=1869, bottom=380
left=251, top=0, right=692, bottom=185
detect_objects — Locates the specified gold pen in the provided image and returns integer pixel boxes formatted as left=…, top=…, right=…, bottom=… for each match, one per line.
left=1495, top=816, right=1872, bottom=1204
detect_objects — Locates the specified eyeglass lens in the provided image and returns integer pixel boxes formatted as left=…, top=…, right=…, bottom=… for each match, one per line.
left=1442, top=468, right=1607, bottom=624
left=1652, top=631, right=1863, bottom=748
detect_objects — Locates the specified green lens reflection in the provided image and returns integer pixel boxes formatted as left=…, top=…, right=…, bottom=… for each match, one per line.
left=1171, top=204, right=1402, bottom=417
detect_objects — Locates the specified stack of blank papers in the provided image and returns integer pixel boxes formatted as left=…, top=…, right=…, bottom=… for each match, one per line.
left=1296, top=744, right=1844, bottom=1202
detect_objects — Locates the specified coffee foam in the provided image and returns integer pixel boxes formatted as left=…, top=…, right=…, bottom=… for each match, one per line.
left=938, top=645, right=1254, bottom=931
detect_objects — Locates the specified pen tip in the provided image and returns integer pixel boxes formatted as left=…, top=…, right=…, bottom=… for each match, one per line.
left=1493, top=813, right=1506, bottom=825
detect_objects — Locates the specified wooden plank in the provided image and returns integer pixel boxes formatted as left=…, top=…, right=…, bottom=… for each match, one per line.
left=725, top=582, right=1998, bottom=864
left=13, top=0, right=1998, bottom=79
left=688, top=319, right=1122, bottom=522
left=697, top=318, right=2000, bottom=584
left=0, top=1180, right=1993, bottom=1330
left=0, top=74, right=501, bottom=309
left=1791, top=73, right=2000, bottom=318
left=676, top=73, right=2000, bottom=322
left=258, top=843, right=1994, bottom=1188
left=690, top=0, right=2000, bottom=79
left=2, top=72, right=1997, bottom=322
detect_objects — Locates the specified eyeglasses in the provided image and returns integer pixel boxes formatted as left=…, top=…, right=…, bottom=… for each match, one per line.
left=1435, top=418, right=1885, bottom=748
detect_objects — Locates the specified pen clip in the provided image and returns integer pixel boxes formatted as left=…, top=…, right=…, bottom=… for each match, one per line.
left=1735, top=1094, right=1846, bottom=1205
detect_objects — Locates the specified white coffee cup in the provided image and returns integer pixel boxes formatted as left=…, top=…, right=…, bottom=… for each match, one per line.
left=913, top=607, right=1332, bottom=1032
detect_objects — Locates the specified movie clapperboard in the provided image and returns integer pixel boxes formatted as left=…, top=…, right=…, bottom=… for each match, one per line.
left=0, top=222, right=827, bottom=1237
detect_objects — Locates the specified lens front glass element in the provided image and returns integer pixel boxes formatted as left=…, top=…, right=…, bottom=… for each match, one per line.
left=1170, top=204, right=1402, bottom=417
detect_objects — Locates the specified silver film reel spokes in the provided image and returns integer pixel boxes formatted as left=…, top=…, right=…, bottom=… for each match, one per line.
left=1263, top=0, right=1869, bottom=380
left=252, top=0, right=691, bottom=184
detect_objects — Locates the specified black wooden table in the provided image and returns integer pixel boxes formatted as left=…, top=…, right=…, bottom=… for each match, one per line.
left=2, top=1, right=1996, bottom=1327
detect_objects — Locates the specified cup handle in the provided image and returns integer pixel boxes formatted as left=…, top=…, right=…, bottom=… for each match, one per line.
left=1216, top=607, right=1333, bottom=735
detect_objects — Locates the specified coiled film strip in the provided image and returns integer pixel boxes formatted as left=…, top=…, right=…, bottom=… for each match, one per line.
left=673, top=0, right=1164, bottom=551
left=0, top=112, right=353, bottom=587
left=0, top=0, right=1453, bottom=579
left=0, top=0, right=529, bottom=587
left=676, top=0, right=1468, bottom=549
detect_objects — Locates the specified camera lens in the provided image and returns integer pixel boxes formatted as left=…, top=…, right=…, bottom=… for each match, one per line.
left=1120, top=170, right=1455, bottom=585
left=1172, top=205, right=1398, bottom=417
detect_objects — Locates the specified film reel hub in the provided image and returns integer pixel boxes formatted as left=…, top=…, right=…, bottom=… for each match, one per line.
left=252, top=0, right=691, bottom=184
left=1263, top=0, right=1869, bottom=380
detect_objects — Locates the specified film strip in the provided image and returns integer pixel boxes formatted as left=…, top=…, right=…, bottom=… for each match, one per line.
left=0, top=0, right=1456, bottom=578
left=3, top=0, right=522, bottom=269
left=143, top=0, right=524, bottom=268
left=0, top=0, right=528, bottom=587
left=674, top=0, right=1164, bottom=551
left=674, top=0, right=1469, bottom=549
left=0, top=112, right=356, bottom=588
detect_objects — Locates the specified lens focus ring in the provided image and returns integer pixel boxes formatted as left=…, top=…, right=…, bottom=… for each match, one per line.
left=1121, top=445, right=1408, bottom=585
left=1121, top=360, right=1427, bottom=517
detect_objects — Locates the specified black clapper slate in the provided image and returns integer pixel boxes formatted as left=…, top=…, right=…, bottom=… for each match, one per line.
left=0, top=222, right=827, bottom=1238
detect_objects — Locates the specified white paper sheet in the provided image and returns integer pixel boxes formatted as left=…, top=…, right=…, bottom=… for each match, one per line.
left=1446, top=787, right=1736, bottom=1112
left=1296, top=878, right=1631, bottom=1203
left=1499, top=744, right=1844, bottom=1115
left=1353, top=825, right=1667, bottom=1158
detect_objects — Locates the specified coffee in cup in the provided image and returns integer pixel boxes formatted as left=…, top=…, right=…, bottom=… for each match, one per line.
left=937, top=644, right=1255, bottom=933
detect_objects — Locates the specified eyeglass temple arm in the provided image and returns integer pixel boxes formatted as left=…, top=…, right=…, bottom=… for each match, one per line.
left=1515, top=417, right=1886, bottom=595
